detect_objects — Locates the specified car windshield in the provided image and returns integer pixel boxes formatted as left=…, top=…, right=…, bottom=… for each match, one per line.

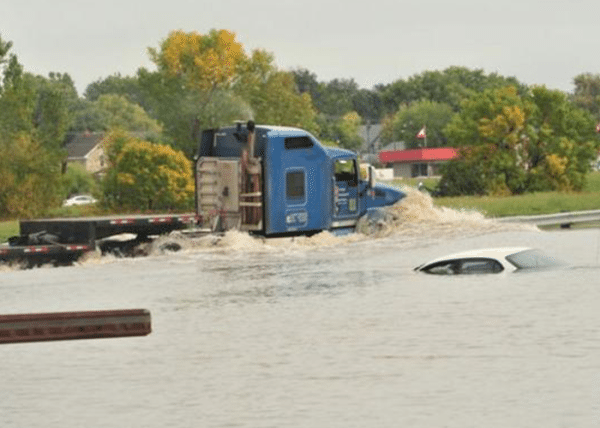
left=505, top=249, right=560, bottom=269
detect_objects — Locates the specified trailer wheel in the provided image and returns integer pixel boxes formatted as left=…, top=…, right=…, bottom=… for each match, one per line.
left=158, top=242, right=182, bottom=253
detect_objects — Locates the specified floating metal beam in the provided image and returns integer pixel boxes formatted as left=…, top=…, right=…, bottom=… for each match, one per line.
left=0, top=309, right=151, bottom=344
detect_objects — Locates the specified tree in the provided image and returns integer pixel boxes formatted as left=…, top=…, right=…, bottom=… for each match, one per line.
left=71, top=94, right=163, bottom=136
left=382, top=100, right=455, bottom=148
left=0, top=38, right=68, bottom=216
left=144, top=30, right=319, bottom=156
left=318, top=78, right=358, bottom=116
left=235, top=59, right=318, bottom=135
left=149, top=29, right=245, bottom=93
left=84, top=73, right=144, bottom=104
left=291, top=68, right=320, bottom=96
left=335, top=111, right=363, bottom=151
left=291, top=69, right=385, bottom=123
left=571, top=73, right=600, bottom=120
left=0, top=34, right=23, bottom=94
left=352, top=88, right=384, bottom=122
left=35, top=73, right=78, bottom=150
left=62, top=163, right=98, bottom=198
left=102, top=131, right=194, bottom=211
left=380, top=67, right=527, bottom=114
left=0, top=132, right=63, bottom=218
left=0, top=71, right=77, bottom=151
left=440, top=86, right=599, bottom=195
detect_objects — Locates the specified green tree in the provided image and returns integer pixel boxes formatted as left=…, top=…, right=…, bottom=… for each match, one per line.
left=291, top=69, right=385, bottom=134
left=35, top=73, right=78, bottom=150
left=571, top=73, right=600, bottom=121
left=71, top=94, right=163, bottom=136
left=0, top=132, right=62, bottom=217
left=84, top=73, right=144, bottom=104
left=0, top=34, right=23, bottom=93
left=335, top=111, right=363, bottom=151
left=0, top=38, right=67, bottom=216
left=440, top=86, right=599, bottom=195
left=102, top=132, right=194, bottom=211
left=0, top=71, right=77, bottom=151
left=380, top=67, right=526, bottom=114
left=235, top=57, right=318, bottom=135
left=318, top=78, right=358, bottom=116
left=382, top=100, right=455, bottom=148
left=62, top=163, right=99, bottom=198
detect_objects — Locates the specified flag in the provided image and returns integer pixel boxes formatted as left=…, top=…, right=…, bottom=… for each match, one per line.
left=416, top=126, right=426, bottom=139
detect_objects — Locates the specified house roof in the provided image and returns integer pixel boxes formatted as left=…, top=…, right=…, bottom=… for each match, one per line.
left=379, top=147, right=458, bottom=164
left=64, top=133, right=105, bottom=159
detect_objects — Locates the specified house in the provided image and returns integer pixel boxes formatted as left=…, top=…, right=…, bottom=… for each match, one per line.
left=63, top=133, right=107, bottom=175
left=379, top=147, right=458, bottom=178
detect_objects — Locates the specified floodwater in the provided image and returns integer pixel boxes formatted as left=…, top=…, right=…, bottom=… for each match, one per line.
left=1, top=189, right=600, bottom=428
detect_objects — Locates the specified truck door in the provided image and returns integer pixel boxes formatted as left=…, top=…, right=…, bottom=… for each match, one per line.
left=263, top=135, right=329, bottom=235
left=332, top=158, right=360, bottom=228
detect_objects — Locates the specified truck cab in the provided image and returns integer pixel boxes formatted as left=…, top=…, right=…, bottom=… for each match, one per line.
left=196, top=122, right=404, bottom=236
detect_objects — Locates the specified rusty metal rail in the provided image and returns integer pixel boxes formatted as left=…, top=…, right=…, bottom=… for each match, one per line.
left=0, top=309, right=151, bottom=344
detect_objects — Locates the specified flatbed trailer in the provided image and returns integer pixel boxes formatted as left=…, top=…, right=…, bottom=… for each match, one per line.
left=2, top=213, right=199, bottom=266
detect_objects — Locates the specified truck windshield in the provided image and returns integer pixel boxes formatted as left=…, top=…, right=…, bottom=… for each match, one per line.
left=334, top=159, right=357, bottom=187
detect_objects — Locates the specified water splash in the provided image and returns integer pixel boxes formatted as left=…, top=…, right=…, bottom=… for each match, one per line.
left=87, top=187, right=539, bottom=261
left=357, top=187, right=538, bottom=239
left=2, top=187, right=540, bottom=270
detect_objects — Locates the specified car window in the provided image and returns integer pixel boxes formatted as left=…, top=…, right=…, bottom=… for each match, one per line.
left=420, top=258, right=504, bottom=275
left=458, top=258, right=504, bottom=274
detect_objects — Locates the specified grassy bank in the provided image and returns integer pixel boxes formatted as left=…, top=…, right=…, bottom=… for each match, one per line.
left=394, top=171, right=600, bottom=217
left=435, top=191, right=600, bottom=217
left=0, top=220, right=19, bottom=244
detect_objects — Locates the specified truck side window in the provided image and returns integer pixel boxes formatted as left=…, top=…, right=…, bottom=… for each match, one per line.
left=285, top=137, right=313, bottom=149
left=334, top=159, right=358, bottom=187
left=286, top=171, right=305, bottom=200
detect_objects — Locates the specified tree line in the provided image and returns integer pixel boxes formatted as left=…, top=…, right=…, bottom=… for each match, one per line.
left=2, top=29, right=600, bottom=219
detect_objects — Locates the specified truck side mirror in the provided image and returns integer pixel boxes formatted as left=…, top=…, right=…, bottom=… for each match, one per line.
left=368, top=165, right=375, bottom=188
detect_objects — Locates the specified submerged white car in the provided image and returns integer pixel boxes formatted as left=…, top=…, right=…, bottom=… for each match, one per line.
left=415, top=247, right=563, bottom=275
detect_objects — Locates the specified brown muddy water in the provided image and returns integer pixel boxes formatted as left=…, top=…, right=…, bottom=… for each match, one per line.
left=1, top=190, right=600, bottom=428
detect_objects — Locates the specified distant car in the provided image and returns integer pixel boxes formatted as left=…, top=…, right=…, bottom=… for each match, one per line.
left=415, top=247, right=563, bottom=275
left=63, top=195, right=98, bottom=207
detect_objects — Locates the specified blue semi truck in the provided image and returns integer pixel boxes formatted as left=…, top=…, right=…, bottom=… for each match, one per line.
left=2, top=122, right=405, bottom=265
left=195, top=121, right=405, bottom=236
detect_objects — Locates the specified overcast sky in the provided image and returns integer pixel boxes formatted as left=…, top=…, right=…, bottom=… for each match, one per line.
left=3, top=0, right=599, bottom=95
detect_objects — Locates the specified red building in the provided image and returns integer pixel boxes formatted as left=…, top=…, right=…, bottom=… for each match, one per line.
left=379, top=147, right=458, bottom=178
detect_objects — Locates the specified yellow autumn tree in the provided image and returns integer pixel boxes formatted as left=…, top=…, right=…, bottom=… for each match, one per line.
left=103, top=132, right=194, bottom=211
left=148, top=29, right=245, bottom=92
left=146, top=29, right=319, bottom=156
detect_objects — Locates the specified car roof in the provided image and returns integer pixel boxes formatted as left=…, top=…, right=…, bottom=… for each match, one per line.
left=417, top=247, right=532, bottom=270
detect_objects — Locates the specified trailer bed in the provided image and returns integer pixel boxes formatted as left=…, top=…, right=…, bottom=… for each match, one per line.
left=2, top=213, right=199, bottom=266
left=20, top=213, right=199, bottom=242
